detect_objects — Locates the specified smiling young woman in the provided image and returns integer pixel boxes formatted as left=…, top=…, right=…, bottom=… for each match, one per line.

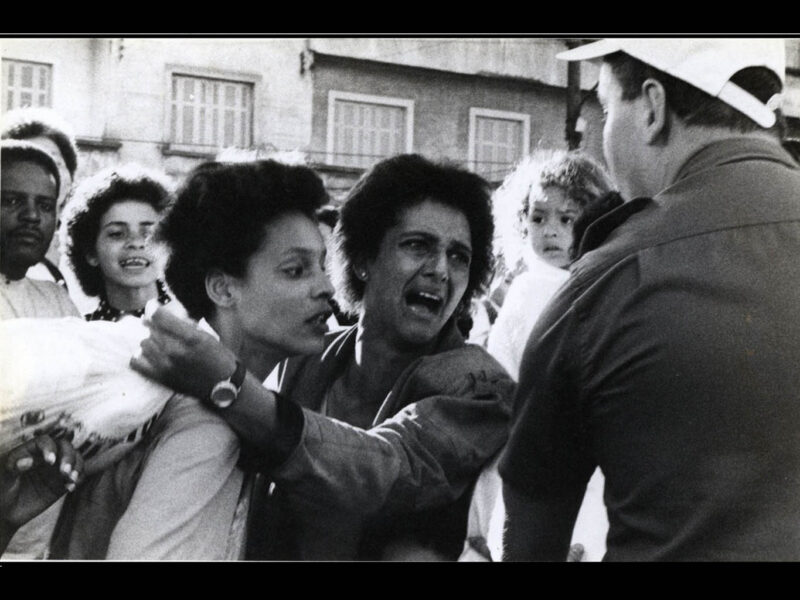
left=62, top=164, right=174, bottom=322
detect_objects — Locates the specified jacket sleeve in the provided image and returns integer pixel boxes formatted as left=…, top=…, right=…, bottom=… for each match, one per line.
left=271, top=349, right=514, bottom=519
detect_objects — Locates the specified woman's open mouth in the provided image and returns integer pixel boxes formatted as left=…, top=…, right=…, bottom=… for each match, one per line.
left=405, top=290, right=444, bottom=318
left=120, top=257, right=151, bottom=270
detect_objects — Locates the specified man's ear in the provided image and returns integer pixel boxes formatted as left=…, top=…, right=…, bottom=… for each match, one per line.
left=205, top=269, right=240, bottom=309
left=85, top=251, right=99, bottom=267
left=641, top=78, right=669, bottom=144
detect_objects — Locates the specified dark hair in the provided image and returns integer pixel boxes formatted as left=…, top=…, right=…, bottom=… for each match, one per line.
left=604, top=52, right=784, bottom=135
left=316, top=204, right=340, bottom=229
left=159, top=160, right=329, bottom=320
left=63, top=164, right=172, bottom=297
left=569, top=191, right=625, bottom=261
left=334, top=153, right=495, bottom=315
left=1, top=139, right=61, bottom=195
left=1, top=107, right=78, bottom=177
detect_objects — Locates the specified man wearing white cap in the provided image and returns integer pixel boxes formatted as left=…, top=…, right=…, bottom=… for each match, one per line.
left=499, top=38, right=800, bottom=561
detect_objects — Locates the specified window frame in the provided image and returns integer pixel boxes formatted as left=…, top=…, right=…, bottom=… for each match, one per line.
left=325, top=90, right=415, bottom=168
left=467, top=107, right=531, bottom=179
left=162, top=65, right=261, bottom=156
left=2, top=58, right=53, bottom=112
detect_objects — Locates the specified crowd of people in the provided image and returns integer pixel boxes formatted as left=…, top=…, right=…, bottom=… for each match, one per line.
left=1, top=38, right=799, bottom=562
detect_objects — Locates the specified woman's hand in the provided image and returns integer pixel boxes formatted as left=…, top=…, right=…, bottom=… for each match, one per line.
left=130, top=306, right=238, bottom=400
left=1, top=435, right=83, bottom=552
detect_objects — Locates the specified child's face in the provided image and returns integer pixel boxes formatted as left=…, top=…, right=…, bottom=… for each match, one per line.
left=526, top=186, right=579, bottom=269
left=1, top=159, right=58, bottom=279
left=87, top=199, right=164, bottom=294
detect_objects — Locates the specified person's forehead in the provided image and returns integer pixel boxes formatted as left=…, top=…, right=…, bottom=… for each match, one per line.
left=260, top=211, right=325, bottom=255
left=1, top=159, right=58, bottom=194
left=396, top=199, right=471, bottom=238
left=530, top=186, right=579, bottom=210
left=100, top=199, right=160, bottom=223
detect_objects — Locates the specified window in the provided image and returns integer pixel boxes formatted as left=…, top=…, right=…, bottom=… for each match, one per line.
left=468, top=108, right=531, bottom=181
left=2, top=59, right=52, bottom=112
left=170, top=74, right=253, bottom=150
left=327, top=91, right=414, bottom=168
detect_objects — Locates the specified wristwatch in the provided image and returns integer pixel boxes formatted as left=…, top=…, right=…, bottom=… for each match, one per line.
left=208, top=361, right=247, bottom=409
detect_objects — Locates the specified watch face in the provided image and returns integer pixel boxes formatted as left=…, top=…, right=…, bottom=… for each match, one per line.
left=210, top=381, right=238, bottom=409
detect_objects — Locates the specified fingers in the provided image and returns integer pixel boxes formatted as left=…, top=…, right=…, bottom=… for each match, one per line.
left=129, top=353, right=158, bottom=379
left=146, top=305, right=199, bottom=340
left=54, top=438, right=82, bottom=492
left=5, top=437, right=53, bottom=473
left=4, top=435, right=83, bottom=493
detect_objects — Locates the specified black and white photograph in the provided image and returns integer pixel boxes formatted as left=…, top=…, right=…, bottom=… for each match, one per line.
left=1, top=36, right=799, bottom=562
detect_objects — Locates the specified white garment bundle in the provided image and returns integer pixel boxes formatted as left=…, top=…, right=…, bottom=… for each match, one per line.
left=0, top=316, right=174, bottom=474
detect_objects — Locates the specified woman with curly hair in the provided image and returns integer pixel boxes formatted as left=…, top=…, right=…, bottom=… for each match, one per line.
left=52, top=159, right=334, bottom=559
left=62, top=164, right=173, bottom=321
left=131, top=154, right=514, bottom=560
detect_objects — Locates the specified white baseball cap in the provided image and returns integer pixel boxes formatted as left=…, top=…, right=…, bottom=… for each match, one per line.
left=557, top=38, right=785, bottom=128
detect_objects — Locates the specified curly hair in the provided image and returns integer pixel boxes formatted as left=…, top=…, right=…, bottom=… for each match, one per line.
left=333, top=154, right=495, bottom=316
left=492, top=149, right=614, bottom=268
left=1, top=107, right=78, bottom=177
left=62, top=164, right=173, bottom=298
left=158, top=160, right=329, bottom=320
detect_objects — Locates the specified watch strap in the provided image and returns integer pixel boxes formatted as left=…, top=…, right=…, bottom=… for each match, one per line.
left=228, top=360, right=247, bottom=391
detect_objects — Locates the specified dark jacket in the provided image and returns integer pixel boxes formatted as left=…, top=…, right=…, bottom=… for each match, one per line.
left=255, top=320, right=515, bottom=560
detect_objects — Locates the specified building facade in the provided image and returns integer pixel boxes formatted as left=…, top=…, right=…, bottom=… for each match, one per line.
left=1, top=37, right=606, bottom=199
left=3, top=37, right=797, bottom=197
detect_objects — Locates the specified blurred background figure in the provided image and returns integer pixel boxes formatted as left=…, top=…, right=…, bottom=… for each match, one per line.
left=61, top=164, right=173, bottom=321
left=1, top=107, right=79, bottom=289
left=1, top=138, right=81, bottom=559
left=1, top=139, right=79, bottom=320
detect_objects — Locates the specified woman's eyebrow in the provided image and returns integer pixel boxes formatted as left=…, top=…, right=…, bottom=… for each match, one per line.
left=280, top=247, right=320, bottom=258
left=450, top=240, right=472, bottom=254
left=400, top=230, right=436, bottom=239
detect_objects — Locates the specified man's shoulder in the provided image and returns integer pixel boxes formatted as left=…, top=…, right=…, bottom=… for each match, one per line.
left=0, top=276, right=80, bottom=318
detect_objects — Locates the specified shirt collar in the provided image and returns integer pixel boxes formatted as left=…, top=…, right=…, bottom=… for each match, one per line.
left=197, top=317, right=220, bottom=341
left=672, top=137, right=798, bottom=187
